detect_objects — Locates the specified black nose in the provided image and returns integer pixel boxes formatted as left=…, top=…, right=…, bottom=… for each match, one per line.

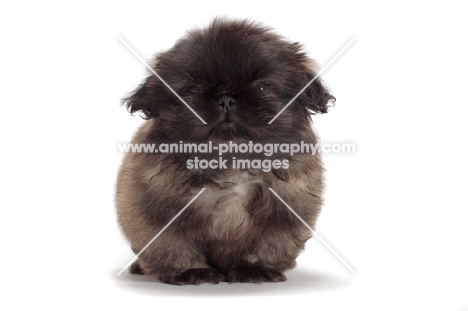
left=219, top=96, right=235, bottom=111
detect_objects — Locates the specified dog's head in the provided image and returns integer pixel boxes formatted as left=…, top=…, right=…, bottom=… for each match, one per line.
left=124, top=19, right=335, bottom=143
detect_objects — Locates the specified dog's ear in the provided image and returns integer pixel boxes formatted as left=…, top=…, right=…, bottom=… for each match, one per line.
left=302, top=71, right=336, bottom=114
left=123, top=76, right=159, bottom=119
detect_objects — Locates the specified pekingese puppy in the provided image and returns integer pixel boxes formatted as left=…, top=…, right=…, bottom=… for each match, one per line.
left=116, top=18, right=335, bottom=285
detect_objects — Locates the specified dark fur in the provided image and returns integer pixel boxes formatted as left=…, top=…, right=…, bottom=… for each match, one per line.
left=116, top=19, right=334, bottom=285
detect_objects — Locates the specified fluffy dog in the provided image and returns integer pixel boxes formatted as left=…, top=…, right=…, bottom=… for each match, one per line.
left=116, top=19, right=334, bottom=285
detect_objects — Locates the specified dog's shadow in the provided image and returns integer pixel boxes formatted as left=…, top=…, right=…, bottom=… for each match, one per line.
left=109, top=267, right=351, bottom=296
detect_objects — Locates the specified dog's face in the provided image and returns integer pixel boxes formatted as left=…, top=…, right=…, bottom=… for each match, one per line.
left=125, top=20, right=334, bottom=143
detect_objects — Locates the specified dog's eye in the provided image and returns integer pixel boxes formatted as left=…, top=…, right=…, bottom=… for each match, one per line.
left=255, top=82, right=273, bottom=97
left=183, top=85, right=199, bottom=96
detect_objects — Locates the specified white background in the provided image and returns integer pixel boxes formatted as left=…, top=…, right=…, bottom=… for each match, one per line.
left=1, top=0, right=467, bottom=310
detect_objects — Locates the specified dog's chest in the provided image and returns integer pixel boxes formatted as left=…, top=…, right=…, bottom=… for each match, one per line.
left=200, top=171, right=260, bottom=239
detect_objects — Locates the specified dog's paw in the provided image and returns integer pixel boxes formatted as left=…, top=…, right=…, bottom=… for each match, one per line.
left=159, top=268, right=225, bottom=285
left=227, top=265, right=287, bottom=283
left=129, top=261, right=144, bottom=275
